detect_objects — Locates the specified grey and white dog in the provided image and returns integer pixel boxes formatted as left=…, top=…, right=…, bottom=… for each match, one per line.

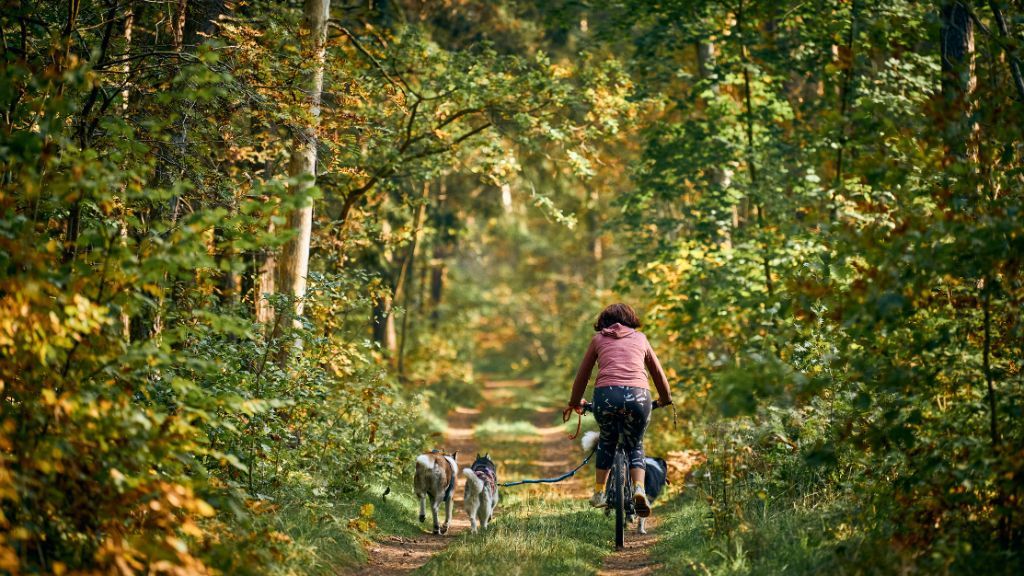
left=462, top=453, right=499, bottom=533
left=414, top=450, right=458, bottom=535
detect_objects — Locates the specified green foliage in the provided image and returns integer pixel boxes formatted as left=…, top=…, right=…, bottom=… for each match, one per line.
left=5, top=0, right=1024, bottom=574
left=608, top=0, right=1024, bottom=573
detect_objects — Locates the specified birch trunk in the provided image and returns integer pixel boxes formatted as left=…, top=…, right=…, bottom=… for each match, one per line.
left=276, top=0, right=330, bottom=327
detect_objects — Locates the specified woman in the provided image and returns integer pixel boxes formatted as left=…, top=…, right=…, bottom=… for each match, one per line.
left=567, top=303, right=672, bottom=516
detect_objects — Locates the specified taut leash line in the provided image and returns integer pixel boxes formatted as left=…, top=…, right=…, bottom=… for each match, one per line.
left=500, top=449, right=596, bottom=488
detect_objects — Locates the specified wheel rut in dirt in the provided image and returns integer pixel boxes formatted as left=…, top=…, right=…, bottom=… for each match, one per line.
left=351, top=380, right=548, bottom=575
left=597, top=448, right=707, bottom=575
left=597, top=515, right=661, bottom=576
left=349, top=402, right=479, bottom=575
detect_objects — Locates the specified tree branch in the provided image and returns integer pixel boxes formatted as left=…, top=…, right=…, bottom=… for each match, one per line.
left=988, top=1, right=1024, bottom=102
left=329, top=22, right=417, bottom=99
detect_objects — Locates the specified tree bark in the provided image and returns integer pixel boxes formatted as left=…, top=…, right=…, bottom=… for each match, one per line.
left=184, top=0, right=226, bottom=48
left=397, top=181, right=431, bottom=376
left=371, top=218, right=398, bottom=360
left=428, top=178, right=450, bottom=327
left=831, top=0, right=859, bottom=222
left=256, top=220, right=277, bottom=324
left=276, top=0, right=330, bottom=328
left=940, top=1, right=977, bottom=163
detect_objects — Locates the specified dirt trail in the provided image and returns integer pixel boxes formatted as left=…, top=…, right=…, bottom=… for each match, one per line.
left=350, top=403, right=480, bottom=575
left=597, top=449, right=707, bottom=575
left=521, top=382, right=662, bottom=575
left=528, top=404, right=588, bottom=499
left=351, top=379, right=678, bottom=575
left=597, top=516, right=661, bottom=576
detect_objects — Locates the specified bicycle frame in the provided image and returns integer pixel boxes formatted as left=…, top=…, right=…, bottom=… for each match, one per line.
left=581, top=399, right=661, bottom=549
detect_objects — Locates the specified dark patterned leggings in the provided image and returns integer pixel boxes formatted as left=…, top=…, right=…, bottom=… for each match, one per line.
left=593, top=386, right=652, bottom=470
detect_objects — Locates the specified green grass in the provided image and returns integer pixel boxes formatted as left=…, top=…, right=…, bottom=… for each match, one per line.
left=338, top=378, right=618, bottom=575
left=259, top=482, right=431, bottom=574
left=650, top=491, right=848, bottom=576
left=473, top=417, right=543, bottom=439
left=419, top=492, right=613, bottom=576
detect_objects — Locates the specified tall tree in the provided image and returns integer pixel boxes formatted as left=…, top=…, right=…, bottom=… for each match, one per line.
left=940, top=0, right=976, bottom=162
left=276, top=0, right=331, bottom=329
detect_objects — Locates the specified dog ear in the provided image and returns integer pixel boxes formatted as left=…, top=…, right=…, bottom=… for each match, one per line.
left=484, top=452, right=489, bottom=459
left=452, top=450, right=458, bottom=461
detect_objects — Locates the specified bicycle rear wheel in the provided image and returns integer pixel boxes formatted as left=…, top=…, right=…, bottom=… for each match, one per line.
left=613, top=450, right=627, bottom=549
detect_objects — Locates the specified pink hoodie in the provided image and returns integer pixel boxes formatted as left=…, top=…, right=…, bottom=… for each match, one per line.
left=568, top=323, right=672, bottom=407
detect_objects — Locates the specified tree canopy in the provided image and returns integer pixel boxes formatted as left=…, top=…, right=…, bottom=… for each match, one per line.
left=1, top=1, right=1021, bottom=574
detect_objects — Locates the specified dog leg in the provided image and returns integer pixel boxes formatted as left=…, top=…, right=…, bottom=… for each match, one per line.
left=441, top=496, right=452, bottom=535
left=480, top=493, right=491, bottom=530
left=418, top=494, right=426, bottom=523
left=467, top=502, right=478, bottom=534
left=466, top=496, right=478, bottom=534
left=638, top=517, right=647, bottom=535
left=431, top=498, right=440, bottom=535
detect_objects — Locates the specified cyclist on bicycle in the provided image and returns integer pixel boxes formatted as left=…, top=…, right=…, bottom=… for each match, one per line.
left=566, top=303, right=673, bottom=517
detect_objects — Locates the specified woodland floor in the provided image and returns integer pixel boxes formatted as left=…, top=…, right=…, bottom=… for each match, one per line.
left=344, top=379, right=700, bottom=576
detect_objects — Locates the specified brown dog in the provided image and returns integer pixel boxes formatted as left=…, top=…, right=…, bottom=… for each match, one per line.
left=414, top=450, right=458, bottom=535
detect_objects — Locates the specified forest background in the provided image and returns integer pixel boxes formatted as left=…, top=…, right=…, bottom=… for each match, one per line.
left=1, top=0, right=1022, bottom=574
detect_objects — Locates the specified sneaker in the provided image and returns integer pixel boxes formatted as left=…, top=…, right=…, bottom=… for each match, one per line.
left=633, top=485, right=651, bottom=517
left=590, top=491, right=607, bottom=508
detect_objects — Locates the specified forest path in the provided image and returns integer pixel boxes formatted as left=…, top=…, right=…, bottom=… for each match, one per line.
left=349, top=397, right=482, bottom=575
left=597, top=516, right=661, bottom=575
left=352, top=378, right=668, bottom=575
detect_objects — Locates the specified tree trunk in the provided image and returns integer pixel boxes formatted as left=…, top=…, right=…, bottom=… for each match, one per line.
left=154, top=0, right=229, bottom=335
left=940, top=1, right=976, bottom=163
left=589, top=187, right=605, bottom=289
left=397, top=181, right=431, bottom=376
left=276, top=0, right=330, bottom=329
left=256, top=127, right=281, bottom=324
left=736, top=0, right=773, bottom=298
left=184, top=0, right=226, bottom=48
left=428, top=178, right=450, bottom=327
left=370, top=218, right=398, bottom=360
left=372, top=296, right=395, bottom=353
left=256, top=222, right=277, bottom=324
left=988, top=1, right=1024, bottom=103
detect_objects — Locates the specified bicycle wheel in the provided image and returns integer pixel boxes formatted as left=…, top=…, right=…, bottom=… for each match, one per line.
left=613, top=449, right=627, bottom=549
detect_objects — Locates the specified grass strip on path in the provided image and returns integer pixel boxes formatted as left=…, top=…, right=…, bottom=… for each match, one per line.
left=420, top=379, right=615, bottom=576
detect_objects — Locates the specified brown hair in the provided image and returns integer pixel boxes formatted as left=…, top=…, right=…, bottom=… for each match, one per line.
left=593, top=303, right=641, bottom=332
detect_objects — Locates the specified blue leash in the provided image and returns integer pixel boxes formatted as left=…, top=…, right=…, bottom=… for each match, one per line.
left=500, top=449, right=596, bottom=488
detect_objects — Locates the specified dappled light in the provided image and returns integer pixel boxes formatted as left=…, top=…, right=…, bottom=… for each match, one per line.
left=2, top=1, right=1022, bottom=575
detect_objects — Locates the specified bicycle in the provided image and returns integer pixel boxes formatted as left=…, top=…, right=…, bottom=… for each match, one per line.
left=580, top=398, right=664, bottom=549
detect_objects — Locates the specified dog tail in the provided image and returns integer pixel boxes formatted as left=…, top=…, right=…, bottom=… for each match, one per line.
left=581, top=430, right=600, bottom=453
left=463, top=468, right=483, bottom=493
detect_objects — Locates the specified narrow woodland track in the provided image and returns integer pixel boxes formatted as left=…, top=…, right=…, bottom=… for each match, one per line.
left=597, top=516, right=661, bottom=576
left=349, top=379, right=672, bottom=575
left=348, top=404, right=480, bottom=575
